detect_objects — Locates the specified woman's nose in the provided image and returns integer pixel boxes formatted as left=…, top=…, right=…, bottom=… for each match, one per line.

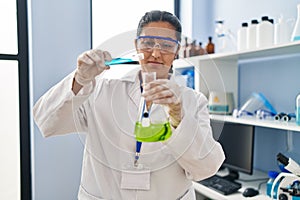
left=151, top=47, right=162, bottom=58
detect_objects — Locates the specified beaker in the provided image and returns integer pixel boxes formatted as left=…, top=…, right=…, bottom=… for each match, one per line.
left=134, top=72, right=172, bottom=142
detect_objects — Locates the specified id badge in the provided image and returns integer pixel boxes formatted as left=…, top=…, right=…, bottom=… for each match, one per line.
left=121, top=163, right=151, bottom=190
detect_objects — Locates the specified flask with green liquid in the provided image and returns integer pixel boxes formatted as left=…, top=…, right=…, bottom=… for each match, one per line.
left=134, top=72, right=172, bottom=142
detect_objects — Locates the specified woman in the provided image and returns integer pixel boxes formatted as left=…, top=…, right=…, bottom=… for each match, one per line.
left=33, top=10, right=225, bottom=200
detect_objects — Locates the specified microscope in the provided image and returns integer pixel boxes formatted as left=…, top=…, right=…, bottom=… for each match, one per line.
left=271, top=153, right=300, bottom=200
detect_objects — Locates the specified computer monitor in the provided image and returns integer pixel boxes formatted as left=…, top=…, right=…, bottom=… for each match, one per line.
left=210, top=120, right=255, bottom=180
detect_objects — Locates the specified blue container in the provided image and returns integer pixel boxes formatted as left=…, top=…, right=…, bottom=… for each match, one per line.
left=182, top=69, right=194, bottom=89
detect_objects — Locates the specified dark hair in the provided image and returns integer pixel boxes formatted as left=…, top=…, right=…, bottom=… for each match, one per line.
left=137, top=10, right=182, bottom=42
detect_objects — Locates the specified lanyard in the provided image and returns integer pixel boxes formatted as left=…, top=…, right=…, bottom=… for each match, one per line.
left=134, top=141, right=142, bottom=167
left=134, top=81, right=144, bottom=167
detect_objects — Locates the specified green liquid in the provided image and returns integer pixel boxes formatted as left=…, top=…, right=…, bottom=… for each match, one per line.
left=134, top=121, right=172, bottom=142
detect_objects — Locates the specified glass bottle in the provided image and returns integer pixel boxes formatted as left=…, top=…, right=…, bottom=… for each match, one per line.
left=291, top=4, right=300, bottom=41
left=189, top=40, right=197, bottom=57
left=198, top=42, right=206, bottom=55
left=296, top=93, right=300, bottom=125
left=206, top=36, right=215, bottom=54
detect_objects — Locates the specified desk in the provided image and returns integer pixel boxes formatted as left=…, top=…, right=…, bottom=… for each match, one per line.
left=193, top=170, right=272, bottom=200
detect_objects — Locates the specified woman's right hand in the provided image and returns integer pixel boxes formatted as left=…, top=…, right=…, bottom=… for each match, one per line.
left=74, top=49, right=112, bottom=86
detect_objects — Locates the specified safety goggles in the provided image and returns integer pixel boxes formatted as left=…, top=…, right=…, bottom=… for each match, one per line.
left=136, top=36, right=180, bottom=54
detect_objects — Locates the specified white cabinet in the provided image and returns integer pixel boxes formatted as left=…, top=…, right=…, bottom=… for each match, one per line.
left=174, top=41, right=300, bottom=131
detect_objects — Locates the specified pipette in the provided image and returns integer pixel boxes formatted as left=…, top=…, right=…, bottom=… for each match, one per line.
left=104, top=53, right=144, bottom=66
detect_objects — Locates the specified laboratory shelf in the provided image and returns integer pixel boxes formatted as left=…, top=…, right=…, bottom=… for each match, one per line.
left=173, top=41, right=300, bottom=132
left=210, top=114, right=300, bottom=132
left=183, top=40, right=300, bottom=63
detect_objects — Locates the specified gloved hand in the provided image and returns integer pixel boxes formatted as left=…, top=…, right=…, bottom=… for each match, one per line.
left=75, top=49, right=112, bottom=86
left=142, top=79, right=183, bottom=128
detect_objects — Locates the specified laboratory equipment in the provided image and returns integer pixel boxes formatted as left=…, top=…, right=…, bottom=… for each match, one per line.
left=181, top=69, right=194, bottom=89
left=266, top=171, right=280, bottom=198
left=296, top=94, right=300, bottom=125
left=271, top=172, right=300, bottom=200
left=234, top=92, right=276, bottom=118
left=257, top=16, right=274, bottom=48
left=274, top=113, right=296, bottom=122
left=237, top=22, right=248, bottom=51
left=247, top=19, right=259, bottom=49
left=136, top=35, right=180, bottom=54
left=214, top=20, right=236, bottom=53
left=274, top=16, right=295, bottom=45
left=272, top=153, right=300, bottom=199
left=104, top=53, right=144, bottom=66
left=205, top=36, right=215, bottom=54
left=208, top=91, right=234, bottom=115
left=255, top=109, right=276, bottom=120
left=134, top=72, right=172, bottom=142
left=291, top=4, right=300, bottom=41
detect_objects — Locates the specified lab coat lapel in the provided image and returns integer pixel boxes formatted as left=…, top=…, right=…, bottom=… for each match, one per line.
left=121, top=67, right=141, bottom=108
left=128, top=79, right=141, bottom=108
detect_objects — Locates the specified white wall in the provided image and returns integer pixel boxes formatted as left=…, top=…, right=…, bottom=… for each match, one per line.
left=30, top=0, right=90, bottom=199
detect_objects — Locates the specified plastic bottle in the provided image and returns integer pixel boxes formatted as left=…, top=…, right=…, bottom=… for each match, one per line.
left=297, top=93, right=300, bottom=125
left=257, top=16, right=274, bottom=48
left=291, top=4, right=300, bottom=41
left=206, top=36, right=215, bottom=54
left=237, top=22, right=248, bottom=51
left=247, top=19, right=259, bottom=49
left=215, top=20, right=226, bottom=53
left=214, top=20, right=236, bottom=53
left=182, top=69, right=194, bottom=89
left=266, top=171, right=279, bottom=198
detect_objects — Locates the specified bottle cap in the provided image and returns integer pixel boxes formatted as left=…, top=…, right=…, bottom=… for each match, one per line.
left=269, top=19, right=274, bottom=24
left=215, top=20, right=224, bottom=24
left=262, top=16, right=269, bottom=21
left=251, top=19, right=259, bottom=24
left=242, top=22, right=248, bottom=27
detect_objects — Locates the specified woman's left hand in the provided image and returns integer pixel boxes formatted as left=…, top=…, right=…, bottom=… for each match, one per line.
left=142, top=79, right=182, bottom=128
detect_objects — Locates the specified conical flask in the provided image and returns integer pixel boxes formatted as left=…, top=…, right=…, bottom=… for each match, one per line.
left=134, top=72, right=172, bottom=142
left=291, top=4, right=300, bottom=41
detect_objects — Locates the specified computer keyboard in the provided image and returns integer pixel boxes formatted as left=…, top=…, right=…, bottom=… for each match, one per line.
left=198, top=174, right=242, bottom=195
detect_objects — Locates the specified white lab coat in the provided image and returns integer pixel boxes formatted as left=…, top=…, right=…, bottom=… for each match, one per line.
left=33, top=67, right=225, bottom=200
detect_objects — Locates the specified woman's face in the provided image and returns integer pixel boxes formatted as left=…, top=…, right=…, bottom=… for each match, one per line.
left=135, top=21, right=180, bottom=79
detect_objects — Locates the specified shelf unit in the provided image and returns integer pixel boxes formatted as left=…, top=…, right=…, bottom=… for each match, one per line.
left=210, top=114, right=300, bottom=132
left=174, top=41, right=300, bottom=132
